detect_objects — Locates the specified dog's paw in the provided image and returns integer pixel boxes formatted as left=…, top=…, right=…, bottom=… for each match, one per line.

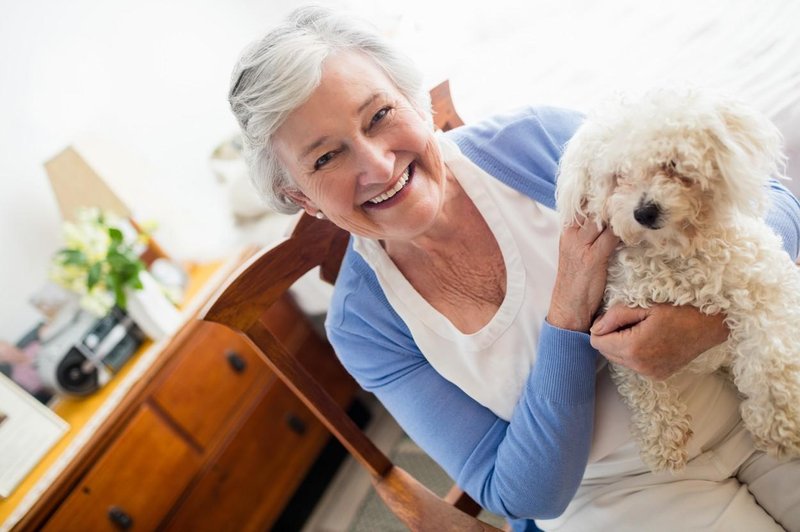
left=615, top=365, right=695, bottom=473
left=634, top=411, right=694, bottom=473
left=641, top=438, right=691, bottom=473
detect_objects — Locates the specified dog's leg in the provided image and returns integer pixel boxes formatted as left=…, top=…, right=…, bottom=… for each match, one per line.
left=611, top=364, right=693, bottom=472
left=727, top=253, right=800, bottom=461
left=733, top=342, right=800, bottom=460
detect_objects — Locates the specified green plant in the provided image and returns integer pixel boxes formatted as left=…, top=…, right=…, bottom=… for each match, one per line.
left=50, top=208, right=149, bottom=315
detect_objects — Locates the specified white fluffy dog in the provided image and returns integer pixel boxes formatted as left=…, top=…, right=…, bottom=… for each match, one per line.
left=556, top=87, right=800, bottom=472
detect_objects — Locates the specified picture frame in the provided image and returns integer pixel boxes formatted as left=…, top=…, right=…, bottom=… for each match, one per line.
left=0, top=323, right=53, bottom=405
left=0, top=372, right=68, bottom=498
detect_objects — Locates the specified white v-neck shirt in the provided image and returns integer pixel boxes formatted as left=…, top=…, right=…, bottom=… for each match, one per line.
left=354, top=136, right=560, bottom=421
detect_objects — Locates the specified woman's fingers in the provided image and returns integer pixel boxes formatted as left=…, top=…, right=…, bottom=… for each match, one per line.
left=548, top=217, right=619, bottom=332
left=571, top=215, right=601, bottom=241
left=593, top=224, right=621, bottom=256
left=591, top=305, right=647, bottom=336
left=591, top=304, right=730, bottom=380
left=569, top=216, right=618, bottom=251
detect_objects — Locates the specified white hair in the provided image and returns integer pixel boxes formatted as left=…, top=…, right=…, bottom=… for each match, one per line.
left=229, top=5, right=432, bottom=214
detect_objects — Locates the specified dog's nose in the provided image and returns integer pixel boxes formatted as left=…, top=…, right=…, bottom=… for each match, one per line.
left=634, top=201, right=662, bottom=229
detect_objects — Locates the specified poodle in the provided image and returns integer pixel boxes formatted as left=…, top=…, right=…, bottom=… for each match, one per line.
left=555, top=87, right=800, bottom=472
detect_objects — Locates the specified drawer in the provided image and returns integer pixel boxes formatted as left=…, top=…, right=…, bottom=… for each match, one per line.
left=162, top=378, right=332, bottom=532
left=152, top=321, right=268, bottom=448
left=43, top=404, right=201, bottom=531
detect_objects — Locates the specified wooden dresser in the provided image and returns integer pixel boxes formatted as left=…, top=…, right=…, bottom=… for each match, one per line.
left=3, top=257, right=358, bottom=531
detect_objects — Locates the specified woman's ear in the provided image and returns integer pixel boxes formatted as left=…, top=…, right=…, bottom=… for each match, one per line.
left=283, top=187, right=319, bottom=216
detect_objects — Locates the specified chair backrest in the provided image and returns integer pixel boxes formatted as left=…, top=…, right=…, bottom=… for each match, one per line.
left=202, top=81, right=503, bottom=531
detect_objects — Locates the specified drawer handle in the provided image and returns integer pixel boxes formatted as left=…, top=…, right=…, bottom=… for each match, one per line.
left=108, top=506, right=133, bottom=530
left=226, top=351, right=247, bottom=373
left=285, top=413, right=307, bottom=435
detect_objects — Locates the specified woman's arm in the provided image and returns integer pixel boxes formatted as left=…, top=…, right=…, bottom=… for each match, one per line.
left=765, top=178, right=800, bottom=260
left=327, top=314, right=597, bottom=520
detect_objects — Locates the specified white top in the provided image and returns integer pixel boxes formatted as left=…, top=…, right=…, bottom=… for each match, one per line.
left=354, top=136, right=559, bottom=421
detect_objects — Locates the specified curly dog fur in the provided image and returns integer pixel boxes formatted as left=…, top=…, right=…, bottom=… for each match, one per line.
left=556, top=87, right=800, bottom=472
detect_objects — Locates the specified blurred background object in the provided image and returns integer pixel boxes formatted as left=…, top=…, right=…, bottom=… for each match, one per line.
left=0, top=334, right=52, bottom=404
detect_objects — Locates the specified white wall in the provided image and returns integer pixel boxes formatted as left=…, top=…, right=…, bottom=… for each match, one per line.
left=0, top=0, right=296, bottom=340
left=2, top=0, right=799, bottom=342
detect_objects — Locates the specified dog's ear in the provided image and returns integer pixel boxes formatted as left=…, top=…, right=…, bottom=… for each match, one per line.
left=556, top=122, right=616, bottom=228
left=556, top=133, right=593, bottom=227
left=710, top=98, right=786, bottom=217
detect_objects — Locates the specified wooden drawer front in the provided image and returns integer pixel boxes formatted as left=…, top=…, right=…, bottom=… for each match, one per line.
left=43, top=404, right=201, bottom=532
left=162, top=379, right=331, bottom=532
left=152, top=322, right=267, bottom=448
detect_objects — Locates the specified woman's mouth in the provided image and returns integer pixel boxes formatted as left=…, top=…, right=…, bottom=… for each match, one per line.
left=366, top=163, right=414, bottom=206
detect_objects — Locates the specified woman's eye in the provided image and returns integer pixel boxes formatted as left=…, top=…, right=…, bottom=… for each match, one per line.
left=370, top=106, right=391, bottom=128
left=314, top=151, right=336, bottom=170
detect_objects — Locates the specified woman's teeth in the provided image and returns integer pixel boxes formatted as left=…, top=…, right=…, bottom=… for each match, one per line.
left=368, top=166, right=410, bottom=204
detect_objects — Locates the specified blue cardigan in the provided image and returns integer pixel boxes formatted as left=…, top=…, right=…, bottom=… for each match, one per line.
left=325, top=106, right=800, bottom=530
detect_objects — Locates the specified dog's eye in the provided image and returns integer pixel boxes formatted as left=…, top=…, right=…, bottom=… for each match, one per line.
left=660, top=160, right=692, bottom=186
left=660, top=160, right=678, bottom=172
left=672, top=172, right=693, bottom=186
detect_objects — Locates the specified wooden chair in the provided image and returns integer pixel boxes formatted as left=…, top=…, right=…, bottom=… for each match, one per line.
left=201, top=81, right=504, bottom=531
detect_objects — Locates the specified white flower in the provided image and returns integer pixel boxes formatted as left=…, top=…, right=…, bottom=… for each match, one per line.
left=49, top=207, right=150, bottom=316
left=80, top=288, right=116, bottom=317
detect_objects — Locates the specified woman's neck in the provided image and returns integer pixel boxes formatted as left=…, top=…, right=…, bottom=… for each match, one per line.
left=381, top=170, right=506, bottom=333
left=382, top=171, right=475, bottom=263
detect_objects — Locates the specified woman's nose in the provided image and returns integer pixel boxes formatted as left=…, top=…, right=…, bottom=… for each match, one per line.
left=353, top=138, right=395, bottom=186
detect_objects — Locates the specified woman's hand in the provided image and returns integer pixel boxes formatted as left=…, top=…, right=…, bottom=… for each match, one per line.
left=590, top=304, right=729, bottom=380
left=547, top=219, right=619, bottom=332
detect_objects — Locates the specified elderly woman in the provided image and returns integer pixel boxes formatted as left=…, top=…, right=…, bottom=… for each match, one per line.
left=229, top=6, right=800, bottom=531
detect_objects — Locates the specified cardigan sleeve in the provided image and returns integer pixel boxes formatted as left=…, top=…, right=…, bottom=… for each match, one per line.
left=449, top=106, right=584, bottom=209
left=765, top=179, right=800, bottom=260
left=326, top=262, right=598, bottom=520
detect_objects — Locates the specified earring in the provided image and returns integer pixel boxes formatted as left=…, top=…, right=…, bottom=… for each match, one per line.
left=315, top=211, right=325, bottom=220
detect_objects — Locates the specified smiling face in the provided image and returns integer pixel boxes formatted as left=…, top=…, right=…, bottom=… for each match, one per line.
left=272, top=50, right=448, bottom=243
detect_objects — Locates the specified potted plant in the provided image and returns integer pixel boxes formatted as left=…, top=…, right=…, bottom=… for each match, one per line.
left=49, top=208, right=179, bottom=339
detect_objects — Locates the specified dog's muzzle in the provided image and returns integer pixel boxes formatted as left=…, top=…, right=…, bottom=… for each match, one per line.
left=634, top=200, right=663, bottom=229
